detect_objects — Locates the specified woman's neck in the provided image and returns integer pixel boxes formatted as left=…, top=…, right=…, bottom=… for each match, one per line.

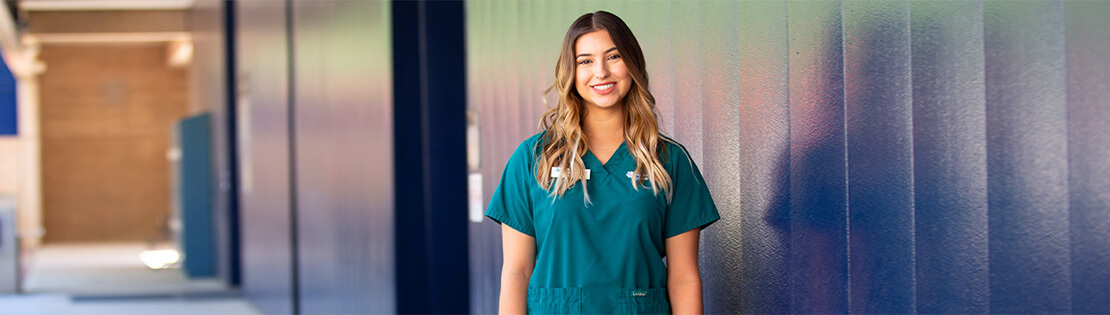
left=583, top=104, right=625, bottom=141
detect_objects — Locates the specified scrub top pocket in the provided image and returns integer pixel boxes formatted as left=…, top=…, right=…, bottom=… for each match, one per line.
left=528, top=288, right=583, bottom=315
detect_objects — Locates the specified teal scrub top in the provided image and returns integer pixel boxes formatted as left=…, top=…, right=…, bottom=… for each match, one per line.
left=485, top=132, right=721, bottom=314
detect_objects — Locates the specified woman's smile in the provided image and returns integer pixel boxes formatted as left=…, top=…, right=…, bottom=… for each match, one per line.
left=590, top=82, right=616, bottom=95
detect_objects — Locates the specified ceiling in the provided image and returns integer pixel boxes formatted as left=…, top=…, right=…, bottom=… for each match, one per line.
left=18, top=0, right=193, bottom=11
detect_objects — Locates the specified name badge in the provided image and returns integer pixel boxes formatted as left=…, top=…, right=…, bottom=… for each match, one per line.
left=551, top=167, right=590, bottom=180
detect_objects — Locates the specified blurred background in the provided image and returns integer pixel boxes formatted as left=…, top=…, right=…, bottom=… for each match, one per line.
left=0, top=0, right=1107, bottom=314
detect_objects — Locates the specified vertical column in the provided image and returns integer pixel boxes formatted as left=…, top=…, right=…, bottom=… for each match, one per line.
left=422, top=1, right=470, bottom=313
left=390, top=1, right=429, bottom=313
left=292, top=0, right=396, bottom=313
left=843, top=1, right=915, bottom=313
left=15, top=61, right=43, bottom=250
left=234, top=0, right=296, bottom=313
left=909, top=1, right=989, bottom=313
left=222, top=0, right=242, bottom=286
left=1065, top=1, right=1110, bottom=313
left=736, top=1, right=791, bottom=313
left=786, top=1, right=848, bottom=313
left=983, top=1, right=1070, bottom=313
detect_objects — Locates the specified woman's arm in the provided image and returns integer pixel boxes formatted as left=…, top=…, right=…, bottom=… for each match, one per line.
left=499, top=223, right=537, bottom=315
left=666, top=228, right=703, bottom=315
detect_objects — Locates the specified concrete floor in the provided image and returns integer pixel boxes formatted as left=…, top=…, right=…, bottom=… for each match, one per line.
left=0, top=243, right=260, bottom=315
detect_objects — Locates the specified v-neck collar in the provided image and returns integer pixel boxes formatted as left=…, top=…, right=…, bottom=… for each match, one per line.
left=585, top=141, right=628, bottom=173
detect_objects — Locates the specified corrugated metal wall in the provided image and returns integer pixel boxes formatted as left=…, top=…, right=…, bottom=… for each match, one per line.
left=910, top=1, right=988, bottom=313
left=235, top=0, right=294, bottom=314
left=290, top=1, right=395, bottom=313
left=235, top=0, right=398, bottom=313
left=983, top=2, right=1069, bottom=313
left=1066, top=2, right=1110, bottom=313
left=466, top=1, right=1110, bottom=314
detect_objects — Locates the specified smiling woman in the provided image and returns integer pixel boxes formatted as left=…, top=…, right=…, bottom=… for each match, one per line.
left=574, top=32, right=630, bottom=108
left=484, top=11, right=720, bottom=315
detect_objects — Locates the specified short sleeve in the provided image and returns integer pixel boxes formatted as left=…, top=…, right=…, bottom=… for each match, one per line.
left=663, top=145, right=721, bottom=239
left=484, top=140, right=537, bottom=237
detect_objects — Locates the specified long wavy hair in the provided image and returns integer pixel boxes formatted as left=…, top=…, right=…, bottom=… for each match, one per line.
left=535, top=11, right=673, bottom=204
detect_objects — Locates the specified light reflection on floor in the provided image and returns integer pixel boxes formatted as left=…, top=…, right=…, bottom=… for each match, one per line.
left=0, top=243, right=260, bottom=315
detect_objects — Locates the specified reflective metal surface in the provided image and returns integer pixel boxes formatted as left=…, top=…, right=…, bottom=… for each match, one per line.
left=1066, top=1, right=1110, bottom=313
left=786, top=2, right=849, bottom=313
left=984, top=1, right=1070, bottom=313
left=235, top=1, right=294, bottom=314
left=910, top=1, right=989, bottom=313
left=292, top=1, right=395, bottom=313
left=698, top=1, right=743, bottom=313
left=736, top=2, right=790, bottom=313
left=844, top=1, right=914, bottom=313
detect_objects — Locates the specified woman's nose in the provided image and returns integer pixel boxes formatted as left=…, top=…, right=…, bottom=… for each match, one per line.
left=594, top=64, right=609, bottom=79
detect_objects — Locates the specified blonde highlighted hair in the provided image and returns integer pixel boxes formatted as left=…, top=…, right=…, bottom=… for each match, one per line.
left=536, top=11, right=674, bottom=204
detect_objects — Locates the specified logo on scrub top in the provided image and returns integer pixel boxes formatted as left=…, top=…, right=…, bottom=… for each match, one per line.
left=626, top=171, right=651, bottom=182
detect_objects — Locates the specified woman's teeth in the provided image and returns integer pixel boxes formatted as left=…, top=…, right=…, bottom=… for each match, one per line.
left=593, top=83, right=615, bottom=90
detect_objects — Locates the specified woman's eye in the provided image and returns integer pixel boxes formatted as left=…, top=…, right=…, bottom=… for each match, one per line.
left=608, top=54, right=621, bottom=60
left=578, top=59, right=591, bottom=65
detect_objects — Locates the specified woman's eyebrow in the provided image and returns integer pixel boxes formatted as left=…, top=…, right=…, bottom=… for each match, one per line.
left=575, top=47, right=619, bottom=59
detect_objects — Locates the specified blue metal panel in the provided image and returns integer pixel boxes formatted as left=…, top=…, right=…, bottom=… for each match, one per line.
left=179, top=114, right=215, bottom=278
left=0, top=59, right=15, bottom=136
left=983, top=1, right=1071, bottom=313
left=843, top=1, right=914, bottom=313
left=697, top=1, right=742, bottom=313
left=736, top=1, right=791, bottom=313
left=1066, top=1, right=1110, bottom=313
left=292, top=0, right=395, bottom=313
left=909, top=1, right=990, bottom=313
left=786, top=2, right=848, bottom=313
left=235, top=0, right=295, bottom=313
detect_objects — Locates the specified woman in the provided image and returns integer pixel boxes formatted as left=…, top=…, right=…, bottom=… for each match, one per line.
left=485, top=11, right=719, bottom=315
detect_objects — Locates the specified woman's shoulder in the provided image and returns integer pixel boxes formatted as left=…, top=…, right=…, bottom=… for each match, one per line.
left=523, top=130, right=548, bottom=147
left=658, top=134, right=693, bottom=161
left=509, top=130, right=549, bottom=160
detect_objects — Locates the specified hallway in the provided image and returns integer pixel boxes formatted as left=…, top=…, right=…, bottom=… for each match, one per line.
left=0, top=243, right=258, bottom=314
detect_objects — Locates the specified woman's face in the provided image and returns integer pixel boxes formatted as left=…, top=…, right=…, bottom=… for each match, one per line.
left=574, top=30, right=632, bottom=110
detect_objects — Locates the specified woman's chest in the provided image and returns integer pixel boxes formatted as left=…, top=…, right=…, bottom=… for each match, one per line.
left=530, top=166, right=668, bottom=237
